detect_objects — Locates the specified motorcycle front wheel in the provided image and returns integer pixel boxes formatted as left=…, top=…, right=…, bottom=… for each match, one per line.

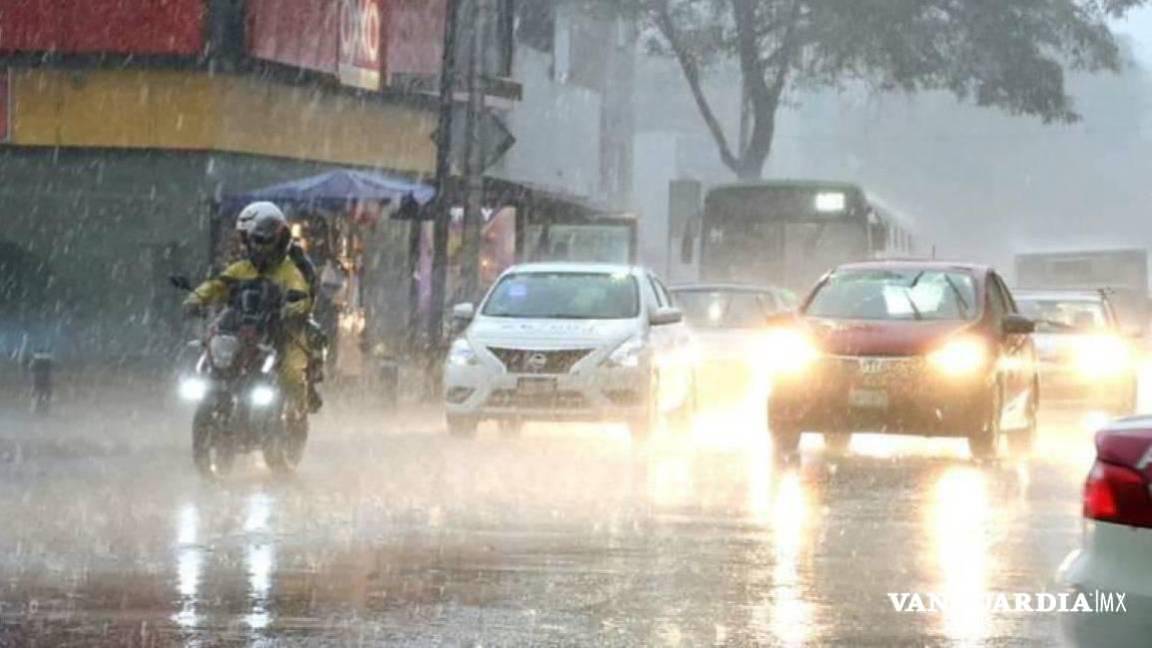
left=193, top=404, right=234, bottom=478
left=263, top=413, right=307, bottom=475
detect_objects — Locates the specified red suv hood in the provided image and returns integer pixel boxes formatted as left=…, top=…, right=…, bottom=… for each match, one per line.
left=800, top=318, right=976, bottom=356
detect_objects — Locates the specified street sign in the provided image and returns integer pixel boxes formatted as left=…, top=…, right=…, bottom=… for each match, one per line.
left=430, top=106, right=515, bottom=176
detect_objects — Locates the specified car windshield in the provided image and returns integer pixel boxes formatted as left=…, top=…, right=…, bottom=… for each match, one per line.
left=1016, top=298, right=1109, bottom=332
left=675, top=290, right=778, bottom=328
left=805, top=269, right=979, bottom=321
left=481, top=272, right=639, bottom=319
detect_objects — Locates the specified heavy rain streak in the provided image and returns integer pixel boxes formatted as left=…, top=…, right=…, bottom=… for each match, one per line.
left=7, top=0, right=1152, bottom=646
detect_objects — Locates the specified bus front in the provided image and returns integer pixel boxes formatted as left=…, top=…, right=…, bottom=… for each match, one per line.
left=698, top=182, right=875, bottom=294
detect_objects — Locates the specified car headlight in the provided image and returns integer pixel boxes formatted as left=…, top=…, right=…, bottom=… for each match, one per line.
left=928, top=336, right=988, bottom=377
left=179, top=377, right=209, bottom=401
left=761, top=328, right=820, bottom=376
left=604, top=335, right=646, bottom=369
left=1075, top=335, right=1130, bottom=378
left=250, top=385, right=277, bottom=407
left=447, top=338, right=479, bottom=367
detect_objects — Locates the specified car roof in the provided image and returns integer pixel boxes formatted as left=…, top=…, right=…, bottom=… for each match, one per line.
left=1012, top=289, right=1106, bottom=301
left=669, top=283, right=783, bottom=294
left=501, top=262, right=643, bottom=276
left=833, top=259, right=992, bottom=275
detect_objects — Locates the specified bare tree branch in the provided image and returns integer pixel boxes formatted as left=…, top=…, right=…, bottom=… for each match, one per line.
left=652, top=1, right=741, bottom=173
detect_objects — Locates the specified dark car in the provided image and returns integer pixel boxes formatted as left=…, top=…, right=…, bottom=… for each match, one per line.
left=767, top=261, right=1038, bottom=459
left=1014, top=289, right=1139, bottom=416
left=670, top=284, right=796, bottom=413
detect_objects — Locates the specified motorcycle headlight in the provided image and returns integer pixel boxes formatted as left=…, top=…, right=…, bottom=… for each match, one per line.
left=1075, top=335, right=1130, bottom=378
left=928, top=336, right=988, bottom=377
left=760, top=328, right=820, bottom=376
left=604, top=335, right=645, bottom=369
left=179, top=377, right=209, bottom=401
left=209, top=335, right=240, bottom=370
left=250, top=385, right=277, bottom=407
left=447, top=338, right=479, bottom=367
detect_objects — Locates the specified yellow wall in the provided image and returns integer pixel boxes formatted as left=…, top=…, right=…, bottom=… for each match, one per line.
left=9, top=68, right=436, bottom=173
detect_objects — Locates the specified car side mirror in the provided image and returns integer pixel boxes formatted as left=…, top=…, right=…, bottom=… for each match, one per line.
left=169, top=275, right=194, bottom=292
left=650, top=307, right=683, bottom=326
left=1002, top=314, right=1035, bottom=335
left=452, top=302, right=476, bottom=322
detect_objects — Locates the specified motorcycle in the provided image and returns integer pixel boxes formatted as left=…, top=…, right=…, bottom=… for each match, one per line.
left=170, top=275, right=309, bottom=477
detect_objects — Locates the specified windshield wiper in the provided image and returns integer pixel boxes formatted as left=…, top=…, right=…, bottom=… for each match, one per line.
left=907, top=271, right=927, bottom=289
left=900, top=289, right=924, bottom=321
left=942, top=275, right=971, bottom=318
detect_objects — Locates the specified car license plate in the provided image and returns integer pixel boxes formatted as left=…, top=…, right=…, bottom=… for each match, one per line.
left=518, top=377, right=557, bottom=396
left=849, top=388, right=889, bottom=409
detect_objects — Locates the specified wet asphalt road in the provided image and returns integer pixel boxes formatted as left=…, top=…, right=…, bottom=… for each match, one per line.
left=0, top=394, right=1109, bottom=647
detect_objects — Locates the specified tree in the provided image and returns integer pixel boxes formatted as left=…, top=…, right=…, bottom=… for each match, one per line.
left=620, top=0, right=1145, bottom=179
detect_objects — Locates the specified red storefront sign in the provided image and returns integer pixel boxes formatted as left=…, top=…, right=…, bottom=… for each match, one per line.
left=338, top=0, right=384, bottom=90
left=0, top=0, right=205, bottom=55
left=247, top=0, right=444, bottom=91
left=385, top=0, right=446, bottom=85
left=246, top=0, right=340, bottom=75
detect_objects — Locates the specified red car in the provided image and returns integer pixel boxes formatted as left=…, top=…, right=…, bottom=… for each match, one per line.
left=767, top=261, right=1038, bottom=458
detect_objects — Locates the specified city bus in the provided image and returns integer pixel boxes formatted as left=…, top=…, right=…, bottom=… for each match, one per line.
left=681, top=180, right=920, bottom=294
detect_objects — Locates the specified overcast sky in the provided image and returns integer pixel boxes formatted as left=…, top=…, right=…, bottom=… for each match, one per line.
left=1115, top=6, right=1152, bottom=63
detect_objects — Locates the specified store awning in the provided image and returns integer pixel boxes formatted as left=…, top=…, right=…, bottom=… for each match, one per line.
left=221, top=169, right=436, bottom=214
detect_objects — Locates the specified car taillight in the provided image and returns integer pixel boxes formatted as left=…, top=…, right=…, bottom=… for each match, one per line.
left=1083, top=459, right=1152, bottom=528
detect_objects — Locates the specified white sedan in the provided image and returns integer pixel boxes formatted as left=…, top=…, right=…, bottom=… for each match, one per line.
left=442, top=263, right=696, bottom=439
left=1058, top=415, right=1152, bottom=646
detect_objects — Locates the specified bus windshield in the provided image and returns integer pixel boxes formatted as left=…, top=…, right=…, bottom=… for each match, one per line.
left=805, top=269, right=979, bottom=321
left=700, top=184, right=874, bottom=291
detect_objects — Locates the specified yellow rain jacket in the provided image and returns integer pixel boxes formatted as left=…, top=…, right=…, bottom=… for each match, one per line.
left=183, top=258, right=312, bottom=410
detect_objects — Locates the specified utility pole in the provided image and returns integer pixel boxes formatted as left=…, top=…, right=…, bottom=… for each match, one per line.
left=459, top=0, right=489, bottom=303
left=427, top=0, right=462, bottom=353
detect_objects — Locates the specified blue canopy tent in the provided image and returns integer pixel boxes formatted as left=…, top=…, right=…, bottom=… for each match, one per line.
left=219, top=169, right=436, bottom=216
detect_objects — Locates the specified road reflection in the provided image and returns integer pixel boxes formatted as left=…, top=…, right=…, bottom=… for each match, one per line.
left=932, top=466, right=990, bottom=645
left=173, top=503, right=202, bottom=633
left=763, top=469, right=812, bottom=647
left=244, top=493, right=275, bottom=632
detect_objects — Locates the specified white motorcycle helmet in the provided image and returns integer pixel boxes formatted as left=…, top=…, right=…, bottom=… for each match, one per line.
left=236, top=201, right=286, bottom=236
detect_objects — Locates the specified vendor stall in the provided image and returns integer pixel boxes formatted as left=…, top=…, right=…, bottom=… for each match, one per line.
left=217, top=169, right=435, bottom=382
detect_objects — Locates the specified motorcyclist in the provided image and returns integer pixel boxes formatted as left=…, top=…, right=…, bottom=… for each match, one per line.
left=236, top=202, right=318, bottom=296
left=184, top=210, right=312, bottom=437
left=235, top=202, right=326, bottom=413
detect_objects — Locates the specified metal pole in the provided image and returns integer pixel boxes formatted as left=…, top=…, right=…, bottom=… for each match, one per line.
left=428, top=0, right=462, bottom=352
left=460, top=0, right=487, bottom=303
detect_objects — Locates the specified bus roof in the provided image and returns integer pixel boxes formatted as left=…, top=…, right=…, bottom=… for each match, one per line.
left=706, top=179, right=864, bottom=194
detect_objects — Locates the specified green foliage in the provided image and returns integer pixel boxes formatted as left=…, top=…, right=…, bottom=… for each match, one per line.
left=605, top=0, right=1143, bottom=178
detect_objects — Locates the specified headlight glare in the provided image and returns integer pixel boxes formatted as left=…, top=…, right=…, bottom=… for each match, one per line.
left=1075, top=335, right=1130, bottom=378
left=448, top=338, right=479, bottom=367
left=605, top=335, right=645, bottom=368
left=179, top=377, right=209, bottom=401
left=250, top=385, right=277, bottom=407
left=762, top=328, right=820, bottom=376
left=928, top=336, right=988, bottom=376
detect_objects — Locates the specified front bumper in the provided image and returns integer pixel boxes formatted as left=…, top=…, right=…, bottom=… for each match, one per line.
left=1037, top=362, right=1135, bottom=409
left=444, top=362, right=650, bottom=422
left=770, top=355, right=990, bottom=435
